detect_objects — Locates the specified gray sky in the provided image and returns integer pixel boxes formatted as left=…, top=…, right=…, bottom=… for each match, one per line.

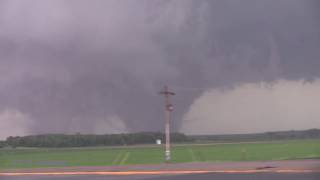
left=0, top=0, right=319, bottom=139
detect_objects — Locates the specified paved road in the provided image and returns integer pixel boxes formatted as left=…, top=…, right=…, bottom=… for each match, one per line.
left=2, top=173, right=320, bottom=180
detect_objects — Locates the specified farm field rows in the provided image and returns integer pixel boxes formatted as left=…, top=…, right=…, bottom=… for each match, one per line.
left=0, top=139, right=319, bottom=169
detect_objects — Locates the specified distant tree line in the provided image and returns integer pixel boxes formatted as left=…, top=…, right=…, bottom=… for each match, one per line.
left=4, top=132, right=190, bottom=148
left=2, top=129, right=320, bottom=148
left=0, top=140, right=6, bottom=148
left=190, top=129, right=320, bottom=142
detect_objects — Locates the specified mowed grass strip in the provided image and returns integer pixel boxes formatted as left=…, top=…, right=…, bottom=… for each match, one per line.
left=0, top=139, right=319, bottom=169
left=112, top=151, right=124, bottom=165
left=119, top=152, right=130, bottom=165
left=188, top=148, right=197, bottom=162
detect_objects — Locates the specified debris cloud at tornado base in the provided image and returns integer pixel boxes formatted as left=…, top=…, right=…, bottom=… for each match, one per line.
left=181, top=80, right=320, bottom=134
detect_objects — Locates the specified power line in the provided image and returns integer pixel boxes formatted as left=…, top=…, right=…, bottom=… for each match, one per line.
left=169, top=86, right=213, bottom=92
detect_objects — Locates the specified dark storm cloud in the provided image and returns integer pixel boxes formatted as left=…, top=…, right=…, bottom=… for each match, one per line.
left=0, top=0, right=319, bottom=138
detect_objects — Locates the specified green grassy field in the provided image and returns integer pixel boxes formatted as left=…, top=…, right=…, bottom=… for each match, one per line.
left=0, top=139, right=319, bottom=169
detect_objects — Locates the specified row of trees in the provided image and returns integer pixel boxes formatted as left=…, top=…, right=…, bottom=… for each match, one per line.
left=2, top=129, right=319, bottom=148
left=0, top=141, right=6, bottom=148
left=5, top=132, right=190, bottom=148
left=190, top=129, right=320, bottom=142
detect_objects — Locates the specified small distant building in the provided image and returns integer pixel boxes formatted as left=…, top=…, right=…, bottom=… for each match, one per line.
left=156, top=139, right=161, bottom=145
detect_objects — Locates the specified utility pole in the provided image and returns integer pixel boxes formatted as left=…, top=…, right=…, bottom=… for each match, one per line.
left=159, top=85, right=175, bottom=162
